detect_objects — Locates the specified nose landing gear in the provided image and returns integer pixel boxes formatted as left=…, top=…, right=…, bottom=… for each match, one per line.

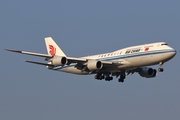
left=158, top=68, right=164, bottom=72
left=158, top=62, right=164, bottom=72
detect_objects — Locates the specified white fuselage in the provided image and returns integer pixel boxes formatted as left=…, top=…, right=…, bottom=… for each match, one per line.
left=52, top=42, right=176, bottom=74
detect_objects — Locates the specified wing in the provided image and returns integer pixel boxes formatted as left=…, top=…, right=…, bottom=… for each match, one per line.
left=5, top=48, right=87, bottom=63
left=5, top=48, right=131, bottom=71
left=5, top=49, right=52, bottom=58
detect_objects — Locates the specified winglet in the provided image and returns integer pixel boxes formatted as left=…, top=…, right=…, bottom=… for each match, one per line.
left=44, top=37, right=66, bottom=57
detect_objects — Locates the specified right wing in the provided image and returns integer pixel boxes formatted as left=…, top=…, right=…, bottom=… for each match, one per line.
left=25, top=60, right=54, bottom=67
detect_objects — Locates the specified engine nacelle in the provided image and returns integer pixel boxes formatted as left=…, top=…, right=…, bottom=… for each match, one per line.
left=51, top=56, right=68, bottom=66
left=139, top=67, right=158, bottom=78
left=87, top=61, right=103, bottom=71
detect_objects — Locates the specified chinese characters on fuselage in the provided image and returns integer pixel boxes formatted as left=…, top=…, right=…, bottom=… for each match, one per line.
left=125, top=48, right=141, bottom=54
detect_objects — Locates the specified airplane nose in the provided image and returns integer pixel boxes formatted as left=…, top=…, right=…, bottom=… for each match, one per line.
left=171, top=49, right=177, bottom=58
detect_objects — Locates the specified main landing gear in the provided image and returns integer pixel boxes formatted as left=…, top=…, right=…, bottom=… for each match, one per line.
left=94, top=72, right=126, bottom=83
left=94, top=73, right=104, bottom=80
left=158, top=62, right=164, bottom=72
left=118, top=71, right=126, bottom=83
left=94, top=73, right=113, bottom=81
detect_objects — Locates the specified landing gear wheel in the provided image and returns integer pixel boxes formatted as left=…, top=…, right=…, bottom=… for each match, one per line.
left=158, top=68, right=164, bottom=72
left=94, top=75, right=98, bottom=79
left=118, top=71, right=126, bottom=83
left=94, top=73, right=105, bottom=80
left=118, top=78, right=124, bottom=83
left=105, top=76, right=113, bottom=81
left=118, top=76, right=125, bottom=83
left=101, top=75, right=105, bottom=79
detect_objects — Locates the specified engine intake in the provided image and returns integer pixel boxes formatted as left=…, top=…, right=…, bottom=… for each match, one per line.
left=87, top=61, right=103, bottom=71
left=139, top=67, right=158, bottom=78
left=51, top=56, right=67, bottom=66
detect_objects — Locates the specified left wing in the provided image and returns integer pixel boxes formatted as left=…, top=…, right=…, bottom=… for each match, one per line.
left=5, top=49, right=52, bottom=58
left=5, top=48, right=130, bottom=70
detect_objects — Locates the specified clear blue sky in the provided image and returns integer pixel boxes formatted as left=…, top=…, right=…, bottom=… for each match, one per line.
left=1, top=1, right=180, bottom=120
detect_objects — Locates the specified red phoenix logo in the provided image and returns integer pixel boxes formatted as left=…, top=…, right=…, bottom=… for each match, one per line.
left=49, top=45, right=56, bottom=56
left=145, top=47, right=149, bottom=52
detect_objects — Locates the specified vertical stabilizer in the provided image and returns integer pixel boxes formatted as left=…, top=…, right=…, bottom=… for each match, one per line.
left=45, top=37, right=66, bottom=56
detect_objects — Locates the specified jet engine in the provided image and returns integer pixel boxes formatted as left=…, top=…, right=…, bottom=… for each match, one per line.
left=139, top=67, right=158, bottom=78
left=87, top=61, right=103, bottom=71
left=50, top=56, right=68, bottom=66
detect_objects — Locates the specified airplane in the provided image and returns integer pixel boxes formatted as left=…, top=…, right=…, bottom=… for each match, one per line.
left=5, top=37, right=176, bottom=83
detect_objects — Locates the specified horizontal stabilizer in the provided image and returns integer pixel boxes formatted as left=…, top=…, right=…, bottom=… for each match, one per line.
left=25, top=60, right=54, bottom=67
left=5, top=49, right=52, bottom=58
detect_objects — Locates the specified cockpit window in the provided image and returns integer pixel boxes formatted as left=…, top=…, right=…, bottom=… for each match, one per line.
left=161, top=43, right=168, bottom=46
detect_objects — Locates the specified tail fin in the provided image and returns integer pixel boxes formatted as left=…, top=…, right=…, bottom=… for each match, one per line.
left=45, top=37, right=66, bottom=56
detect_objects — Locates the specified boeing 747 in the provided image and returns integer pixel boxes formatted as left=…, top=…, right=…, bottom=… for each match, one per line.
left=5, top=37, right=176, bottom=83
